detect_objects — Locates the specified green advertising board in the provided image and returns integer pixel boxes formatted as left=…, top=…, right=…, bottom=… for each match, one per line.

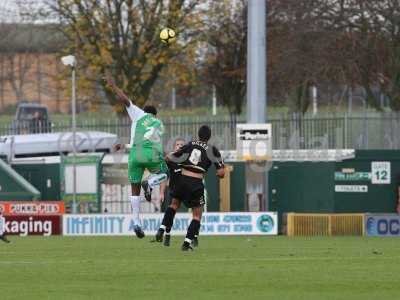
left=269, top=150, right=400, bottom=228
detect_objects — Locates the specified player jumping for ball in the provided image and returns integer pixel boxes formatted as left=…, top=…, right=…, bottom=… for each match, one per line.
left=105, top=76, right=168, bottom=238
left=156, top=125, right=225, bottom=251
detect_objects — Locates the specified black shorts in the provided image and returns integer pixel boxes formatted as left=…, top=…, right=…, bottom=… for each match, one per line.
left=170, top=175, right=205, bottom=208
left=169, top=172, right=181, bottom=190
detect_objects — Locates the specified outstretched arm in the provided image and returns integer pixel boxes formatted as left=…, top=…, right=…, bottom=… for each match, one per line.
left=104, top=75, right=131, bottom=107
left=104, top=73, right=145, bottom=123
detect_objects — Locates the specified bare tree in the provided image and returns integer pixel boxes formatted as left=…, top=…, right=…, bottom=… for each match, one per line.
left=203, top=0, right=247, bottom=118
left=263, top=0, right=400, bottom=112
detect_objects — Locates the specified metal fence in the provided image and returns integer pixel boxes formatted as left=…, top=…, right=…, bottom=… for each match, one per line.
left=2, top=112, right=400, bottom=150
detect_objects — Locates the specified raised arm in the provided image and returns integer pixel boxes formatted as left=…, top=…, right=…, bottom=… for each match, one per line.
left=104, top=74, right=146, bottom=123
left=104, top=75, right=131, bottom=107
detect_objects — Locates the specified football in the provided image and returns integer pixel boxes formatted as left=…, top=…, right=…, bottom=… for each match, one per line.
left=160, top=28, right=176, bottom=44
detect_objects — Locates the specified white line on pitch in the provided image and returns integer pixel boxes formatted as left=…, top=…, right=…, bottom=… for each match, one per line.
left=0, top=256, right=398, bottom=265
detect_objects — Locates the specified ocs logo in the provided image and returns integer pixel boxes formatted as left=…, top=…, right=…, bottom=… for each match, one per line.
left=257, top=215, right=274, bottom=233
left=366, top=217, right=377, bottom=235
left=366, top=216, right=400, bottom=236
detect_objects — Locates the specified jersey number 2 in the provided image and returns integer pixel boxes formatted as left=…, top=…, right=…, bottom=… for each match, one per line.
left=144, top=127, right=161, bottom=143
left=189, top=149, right=202, bottom=165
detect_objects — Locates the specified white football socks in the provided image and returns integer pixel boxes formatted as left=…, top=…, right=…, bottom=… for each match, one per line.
left=147, top=173, right=168, bottom=188
left=130, top=196, right=141, bottom=226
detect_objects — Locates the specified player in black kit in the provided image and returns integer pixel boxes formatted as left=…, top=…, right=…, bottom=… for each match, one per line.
left=156, top=137, right=203, bottom=247
left=156, top=138, right=185, bottom=246
left=155, top=125, right=225, bottom=251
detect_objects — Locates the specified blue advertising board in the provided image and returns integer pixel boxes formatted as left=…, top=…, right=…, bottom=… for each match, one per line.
left=365, top=214, right=400, bottom=236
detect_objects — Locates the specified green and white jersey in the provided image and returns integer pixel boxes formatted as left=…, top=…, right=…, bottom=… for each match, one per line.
left=126, top=102, right=164, bottom=153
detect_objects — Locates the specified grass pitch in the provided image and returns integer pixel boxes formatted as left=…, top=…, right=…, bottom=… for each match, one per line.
left=0, top=236, right=399, bottom=300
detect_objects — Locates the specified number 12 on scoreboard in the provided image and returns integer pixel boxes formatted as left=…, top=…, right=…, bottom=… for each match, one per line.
left=371, top=161, right=391, bottom=184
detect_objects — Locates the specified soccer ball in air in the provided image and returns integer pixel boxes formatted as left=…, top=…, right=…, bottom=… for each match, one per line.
left=160, top=28, right=176, bottom=44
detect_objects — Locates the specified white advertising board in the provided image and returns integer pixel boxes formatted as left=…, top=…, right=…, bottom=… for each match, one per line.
left=63, top=212, right=278, bottom=236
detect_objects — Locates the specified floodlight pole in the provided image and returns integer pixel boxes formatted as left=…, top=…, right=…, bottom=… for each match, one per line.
left=61, top=55, right=78, bottom=213
left=246, top=0, right=269, bottom=211
left=247, top=0, right=266, bottom=123
left=71, top=65, right=77, bottom=214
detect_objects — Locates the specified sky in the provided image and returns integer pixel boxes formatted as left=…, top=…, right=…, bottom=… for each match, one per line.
left=0, top=0, right=21, bottom=21
left=0, top=0, right=49, bottom=22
